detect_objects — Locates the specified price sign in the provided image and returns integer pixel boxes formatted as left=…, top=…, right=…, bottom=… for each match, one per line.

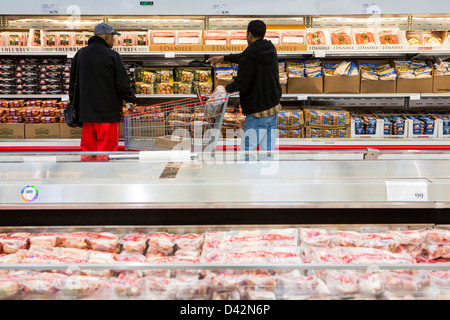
left=385, top=180, right=429, bottom=201
left=164, top=52, right=175, bottom=58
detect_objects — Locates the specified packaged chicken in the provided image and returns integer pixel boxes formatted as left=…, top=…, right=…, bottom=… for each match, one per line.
left=0, top=233, right=30, bottom=254
left=29, top=233, right=61, bottom=247
left=0, top=279, right=21, bottom=299
left=151, top=31, right=176, bottom=45
left=306, top=29, right=328, bottom=46
left=147, top=232, right=177, bottom=255
left=329, top=28, right=353, bottom=45
left=58, top=232, right=89, bottom=250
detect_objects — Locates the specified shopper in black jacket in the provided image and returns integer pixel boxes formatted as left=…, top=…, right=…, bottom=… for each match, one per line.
left=69, top=23, right=136, bottom=159
left=207, top=20, right=281, bottom=158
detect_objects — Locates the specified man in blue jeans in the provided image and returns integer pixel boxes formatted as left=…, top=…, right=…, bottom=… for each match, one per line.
left=207, top=20, right=282, bottom=159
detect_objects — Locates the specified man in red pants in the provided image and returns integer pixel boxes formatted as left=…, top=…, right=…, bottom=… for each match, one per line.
left=69, top=23, right=136, bottom=161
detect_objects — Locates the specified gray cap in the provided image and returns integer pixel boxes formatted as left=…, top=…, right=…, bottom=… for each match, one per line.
left=94, top=23, right=121, bottom=36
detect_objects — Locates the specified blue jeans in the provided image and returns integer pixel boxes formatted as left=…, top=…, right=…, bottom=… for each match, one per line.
left=241, top=113, right=278, bottom=158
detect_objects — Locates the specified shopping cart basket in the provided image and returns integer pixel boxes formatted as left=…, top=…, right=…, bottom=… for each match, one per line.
left=124, top=90, right=234, bottom=152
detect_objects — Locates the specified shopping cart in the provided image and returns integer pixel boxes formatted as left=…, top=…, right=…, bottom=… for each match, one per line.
left=124, top=89, right=235, bottom=152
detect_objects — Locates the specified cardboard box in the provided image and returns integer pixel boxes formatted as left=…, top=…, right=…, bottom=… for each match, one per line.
left=25, top=123, right=60, bottom=139
left=322, top=59, right=360, bottom=94
left=287, top=76, right=323, bottom=94
left=59, top=123, right=82, bottom=139
left=0, top=123, right=25, bottom=139
left=359, top=59, right=397, bottom=93
left=433, top=75, right=450, bottom=93
left=154, top=135, right=192, bottom=150
left=397, top=61, right=433, bottom=93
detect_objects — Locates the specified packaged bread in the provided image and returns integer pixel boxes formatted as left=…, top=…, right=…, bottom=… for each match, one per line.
left=22, top=107, right=42, bottom=117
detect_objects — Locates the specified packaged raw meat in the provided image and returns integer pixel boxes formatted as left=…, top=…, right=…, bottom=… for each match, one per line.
left=147, top=232, right=177, bottom=255
left=60, top=275, right=104, bottom=298
left=0, top=233, right=30, bottom=254
left=28, top=233, right=61, bottom=247
left=174, top=233, right=204, bottom=251
left=324, top=270, right=359, bottom=296
left=306, top=29, right=328, bottom=45
left=299, top=227, right=333, bottom=247
left=109, top=274, right=143, bottom=298
left=201, top=249, right=299, bottom=264
left=0, top=278, right=21, bottom=299
left=85, top=232, right=119, bottom=253
left=58, top=232, right=89, bottom=249
left=331, top=230, right=395, bottom=250
left=329, top=28, right=353, bottom=45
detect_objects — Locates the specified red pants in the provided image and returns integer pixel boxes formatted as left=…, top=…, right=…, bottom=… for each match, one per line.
left=81, top=122, right=120, bottom=161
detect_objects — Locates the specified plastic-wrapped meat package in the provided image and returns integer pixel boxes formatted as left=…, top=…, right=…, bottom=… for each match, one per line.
left=354, top=272, right=384, bottom=297
left=85, top=232, right=119, bottom=253
left=203, top=228, right=298, bottom=251
left=0, top=251, right=26, bottom=275
left=329, top=28, right=353, bottom=45
left=324, top=270, right=359, bottom=297
left=309, top=246, right=416, bottom=265
left=59, top=275, right=105, bottom=299
left=147, top=232, right=176, bottom=255
left=22, top=272, right=68, bottom=299
left=229, top=31, right=247, bottom=45
left=174, top=248, right=201, bottom=258
left=201, top=248, right=299, bottom=265
left=83, top=251, right=116, bottom=278
left=0, top=278, right=21, bottom=300
left=108, top=273, right=143, bottom=299
left=299, top=228, right=334, bottom=247
left=382, top=271, right=426, bottom=299
left=144, top=256, right=200, bottom=278
left=276, top=275, right=324, bottom=300
left=21, top=248, right=61, bottom=264
left=144, top=277, right=198, bottom=300
left=119, top=232, right=148, bottom=254
left=390, top=229, right=429, bottom=260
left=425, top=229, right=450, bottom=260
left=174, top=233, right=204, bottom=252
left=0, top=233, right=30, bottom=254
left=331, top=230, right=395, bottom=250
left=204, top=30, right=229, bottom=45
left=58, top=232, right=89, bottom=250
left=176, top=31, right=202, bottom=45
left=151, top=31, right=176, bottom=45
left=28, top=233, right=61, bottom=247
left=56, top=247, right=90, bottom=264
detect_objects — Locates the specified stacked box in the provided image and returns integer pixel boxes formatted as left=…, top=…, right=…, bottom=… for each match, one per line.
left=16, top=58, right=40, bottom=95
left=0, top=57, right=17, bottom=95
left=39, top=57, right=65, bottom=95
left=303, top=107, right=351, bottom=138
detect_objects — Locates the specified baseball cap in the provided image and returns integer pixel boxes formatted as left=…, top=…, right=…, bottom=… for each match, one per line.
left=94, top=23, right=121, bottom=36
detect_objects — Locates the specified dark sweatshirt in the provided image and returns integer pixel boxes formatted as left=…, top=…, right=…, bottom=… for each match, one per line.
left=224, top=38, right=282, bottom=115
left=69, top=35, right=136, bottom=123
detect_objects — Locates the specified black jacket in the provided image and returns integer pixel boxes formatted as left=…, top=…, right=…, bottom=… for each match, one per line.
left=69, top=36, right=136, bottom=123
left=224, top=38, right=281, bottom=115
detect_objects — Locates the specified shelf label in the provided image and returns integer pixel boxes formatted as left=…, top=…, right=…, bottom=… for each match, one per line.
left=385, top=180, right=429, bottom=201
left=113, top=46, right=150, bottom=53
left=164, top=52, right=176, bottom=58
left=0, top=47, right=40, bottom=53
left=313, top=50, right=327, bottom=58
left=297, top=94, right=308, bottom=101
left=410, top=94, right=421, bottom=101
